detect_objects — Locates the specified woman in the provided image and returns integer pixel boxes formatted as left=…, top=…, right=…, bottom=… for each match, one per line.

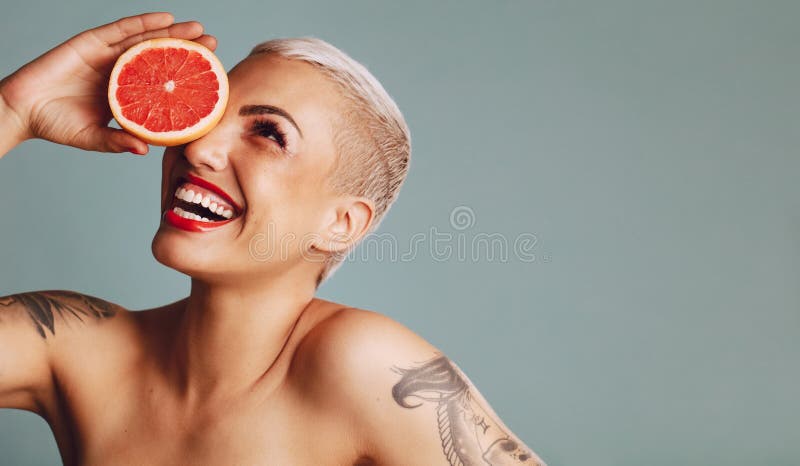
left=0, top=12, right=545, bottom=466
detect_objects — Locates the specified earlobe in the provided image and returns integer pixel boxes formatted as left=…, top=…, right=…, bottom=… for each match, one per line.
left=315, top=197, right=374, bottom=255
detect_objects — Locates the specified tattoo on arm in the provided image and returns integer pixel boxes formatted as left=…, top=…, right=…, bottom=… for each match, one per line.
left=0, top=291, right=117, bottom=339
left=391, top=354, right=544, bottom=466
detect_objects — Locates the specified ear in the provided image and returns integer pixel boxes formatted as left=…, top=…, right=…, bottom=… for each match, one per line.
left=314, top=196, right=374, bottom=256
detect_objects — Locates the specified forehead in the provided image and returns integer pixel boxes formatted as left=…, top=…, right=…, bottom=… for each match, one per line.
left=227, top=53, right=343, bottom=123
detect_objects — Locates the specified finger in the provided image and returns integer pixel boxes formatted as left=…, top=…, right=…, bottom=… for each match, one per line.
left=193, top=34, right=218, bottom=52
left=88, top=12, right=175, bottom=46
left=112, top=21, right=205, bottom=53
left=108, top=129, right=150, bottom=155
left=75, top=126, right=149, bottom=154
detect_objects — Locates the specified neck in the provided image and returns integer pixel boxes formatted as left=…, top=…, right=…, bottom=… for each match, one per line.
left=167, top=267, right=318, bottom=404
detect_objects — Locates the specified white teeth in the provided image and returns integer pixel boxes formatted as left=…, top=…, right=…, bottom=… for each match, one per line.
left=172, top=185, right=237, bottom=221
left=173, top=206, right=195, bottom=220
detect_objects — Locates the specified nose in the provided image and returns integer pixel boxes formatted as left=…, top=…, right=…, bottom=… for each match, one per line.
left=182, top=124, right=231, bottom=171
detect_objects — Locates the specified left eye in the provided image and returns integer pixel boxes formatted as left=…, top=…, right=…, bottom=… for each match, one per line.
left=251, top=119, right=287, bottom=148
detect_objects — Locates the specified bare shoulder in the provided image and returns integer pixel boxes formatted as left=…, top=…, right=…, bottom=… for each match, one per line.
left=0, top=289, right=128, bottom=341
left=294, top=303, right=547, bottom=466
left=0, top=290, right=160, bottom=392
left=0, top=289, right=136, bottom=416
left=295, top=305, right=440, bottom=391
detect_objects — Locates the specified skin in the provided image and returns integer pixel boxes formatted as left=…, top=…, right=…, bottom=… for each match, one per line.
left=0, top=12, right=546, bottom=466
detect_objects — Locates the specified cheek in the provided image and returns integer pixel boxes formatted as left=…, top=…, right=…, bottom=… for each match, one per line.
left=243, top=193, right=326, bottom=259
left=251, top=171, right=321, bottom=215
left=241, top=156, right=334, bottom=229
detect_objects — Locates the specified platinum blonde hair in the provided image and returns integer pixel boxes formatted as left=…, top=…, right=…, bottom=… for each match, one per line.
left=248, top=38, right=411, bottom=286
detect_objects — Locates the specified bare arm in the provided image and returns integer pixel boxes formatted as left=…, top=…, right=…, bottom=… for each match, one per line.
left=0, top=12, right=216, bottom=412
left=0, top=291, right=119, bottom=413
left=0, top=90, right=28, bottom=156
left=0, top=12, right=218, bottom=159
left=303, top=309, right=547, bottom=466
left=390, top=353, right=545, bottom=465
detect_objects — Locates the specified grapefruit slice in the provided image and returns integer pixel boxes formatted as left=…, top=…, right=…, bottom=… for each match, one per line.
left=108, top=38, right=229, bottom=146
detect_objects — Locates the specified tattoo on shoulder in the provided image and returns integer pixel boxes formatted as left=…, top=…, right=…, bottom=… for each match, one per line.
left=0, top=291, right=118, bottom=339
left=391, top=354, right=545, bottom=466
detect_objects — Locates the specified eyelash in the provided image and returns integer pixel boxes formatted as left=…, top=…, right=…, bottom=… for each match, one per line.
left=251, top=119, right=288, bottom=149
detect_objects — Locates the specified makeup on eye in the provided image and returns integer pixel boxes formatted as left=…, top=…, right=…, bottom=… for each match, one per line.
left=251, top=118, right=288, bottom=149
left=238, top=104, right=303, bottom=138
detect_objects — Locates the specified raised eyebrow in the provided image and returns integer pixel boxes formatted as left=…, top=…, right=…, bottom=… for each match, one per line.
left=238, top=104, right=303, bottom=138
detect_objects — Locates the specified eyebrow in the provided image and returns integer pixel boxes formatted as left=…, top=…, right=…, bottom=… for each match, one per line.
left=238, top=104, right=303, bottom=138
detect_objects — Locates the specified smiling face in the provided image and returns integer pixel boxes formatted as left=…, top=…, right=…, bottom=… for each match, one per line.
left=152, top=53, right=363, bottom=285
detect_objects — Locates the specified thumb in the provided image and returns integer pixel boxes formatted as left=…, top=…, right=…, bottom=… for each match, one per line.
left=76, top=126, right=149, bottom=155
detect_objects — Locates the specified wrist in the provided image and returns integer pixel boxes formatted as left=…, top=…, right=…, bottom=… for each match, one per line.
left=0, top=82, right=31, bottom=156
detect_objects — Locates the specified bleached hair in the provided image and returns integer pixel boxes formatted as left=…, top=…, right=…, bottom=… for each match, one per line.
left=248, top=38, right=411, bottom=286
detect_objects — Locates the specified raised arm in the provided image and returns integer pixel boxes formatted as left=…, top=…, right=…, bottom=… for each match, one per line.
left=0, top=12, right=217, bottom=159
left=0, top=89, right=28, bottom=156
left=0, top=12, right=216, bottom=413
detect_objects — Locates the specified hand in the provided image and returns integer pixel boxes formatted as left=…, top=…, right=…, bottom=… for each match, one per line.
left=0, top=12, right=217, bottom=155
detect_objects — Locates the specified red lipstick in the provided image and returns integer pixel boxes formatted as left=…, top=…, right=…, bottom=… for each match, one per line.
left=184, top=173, right=242, bottom=213
left=163, top=173, right=243, bottom=232
left=163, top=209, right=234, bottom=232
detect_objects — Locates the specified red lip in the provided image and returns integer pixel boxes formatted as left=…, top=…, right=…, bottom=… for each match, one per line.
left=184, top=172, right=242, bottom=213
left=163, top=173, right=243, bottom=232
left=164, top=210, right=234, bottom=232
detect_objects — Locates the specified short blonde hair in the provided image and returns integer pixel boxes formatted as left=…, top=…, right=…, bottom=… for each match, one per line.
left=248, top=38, right=411, bottom=286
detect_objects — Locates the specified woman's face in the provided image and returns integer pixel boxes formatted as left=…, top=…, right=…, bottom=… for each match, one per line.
left=151, top=53, right=346, bottom=283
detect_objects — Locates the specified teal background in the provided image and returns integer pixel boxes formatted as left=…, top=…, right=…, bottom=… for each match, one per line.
left=1, top=1, right=798, bottom=465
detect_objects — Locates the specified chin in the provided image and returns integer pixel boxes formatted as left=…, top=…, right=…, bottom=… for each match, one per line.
left=151, top=225, right=269, bottom=284
left=151, top=213, right=318, bottom=285
left=152, top=228, right=195, bottom=275
left=151, top=226, right=226, bottom=280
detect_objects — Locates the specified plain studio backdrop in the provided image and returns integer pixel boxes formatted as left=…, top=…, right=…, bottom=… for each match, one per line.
left=1, top=1, right=798, bottom=465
